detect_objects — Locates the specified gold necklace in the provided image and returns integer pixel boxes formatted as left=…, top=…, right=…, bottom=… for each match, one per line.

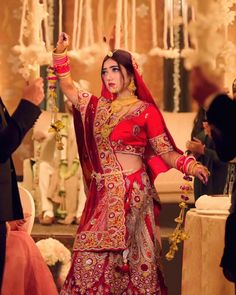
left=111, top=95, right=139, bottom=113
left=101, top=95, right=139, bottom=138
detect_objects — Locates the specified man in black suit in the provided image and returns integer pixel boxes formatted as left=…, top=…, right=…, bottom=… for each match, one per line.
left=0, top=78, right=44, bottom=290
left=190, top=67, right=236, bottom=283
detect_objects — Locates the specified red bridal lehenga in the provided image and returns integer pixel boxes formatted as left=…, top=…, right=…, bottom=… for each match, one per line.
left=60, top=62, right=181, bottom=295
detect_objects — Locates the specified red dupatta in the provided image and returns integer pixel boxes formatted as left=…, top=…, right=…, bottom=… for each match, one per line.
left=73, top=92, right=127, bottom=251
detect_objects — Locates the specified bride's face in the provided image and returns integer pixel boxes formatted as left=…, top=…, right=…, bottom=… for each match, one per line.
left=102, top=59, right=131, bottom=94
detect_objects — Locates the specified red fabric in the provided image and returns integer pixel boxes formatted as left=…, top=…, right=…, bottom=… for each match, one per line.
left=72, top=54, right=183, bottom=243
left=69, top=52, right=183, bottom=294
left=72, top=97, right=98, bottom=191
left=61, top=169, right=168, bottom=294
left=72, top=95, right=104, bottom=233
left=132, top=66, right=182, bottom=177
left=2, top=231, right=58, bottom=295
left=110, top=104, right=168, bottom=145
left=100, top=61, right=182, bottom=179
left=73, top=95, right=127, bottom=252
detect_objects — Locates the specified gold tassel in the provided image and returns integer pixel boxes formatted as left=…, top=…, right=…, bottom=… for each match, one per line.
left=165, top=174, right=192, bottom=261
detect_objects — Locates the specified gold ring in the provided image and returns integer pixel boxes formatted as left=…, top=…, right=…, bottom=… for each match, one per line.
left=204, top=167, right=210, bottom=176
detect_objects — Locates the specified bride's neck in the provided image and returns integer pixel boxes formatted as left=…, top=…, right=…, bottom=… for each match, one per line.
left=116, top=91, right=135, bottom=100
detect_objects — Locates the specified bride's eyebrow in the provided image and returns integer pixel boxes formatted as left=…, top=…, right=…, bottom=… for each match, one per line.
left=102, top=65, right=119, bottom=71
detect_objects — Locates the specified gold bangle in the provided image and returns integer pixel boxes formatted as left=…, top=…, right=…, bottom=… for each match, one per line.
left=188, top=161, right=201, bottom=176
left=52, top=48, right=68, bottom=57
left=58, top=73, right=71, bottom=79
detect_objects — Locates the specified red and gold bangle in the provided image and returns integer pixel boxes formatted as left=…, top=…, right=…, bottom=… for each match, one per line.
left=183, top=155, right=195, bottom=174
left=175, top=155, right=185, bottom=173
left=52, top=49, right=71, bottom=79
left=175, top=155, right=196, bottom=174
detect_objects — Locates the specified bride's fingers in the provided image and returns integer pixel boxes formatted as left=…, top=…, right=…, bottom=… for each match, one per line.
left=201, top=171, right=208, bottom=184
left=196, top=168, right=209, bottom=184
left=198, top=173, right=205, bottom=184
left=61, top=32, right=69, bottom=44
left=62, top=32, right=69, bottom=41
left=61, top=32, right=67, bottom=40
left=58, top=32, right=69, bottom=45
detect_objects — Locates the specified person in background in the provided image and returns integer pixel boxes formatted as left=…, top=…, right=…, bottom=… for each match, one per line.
left=31, top=99, right=86, bottom=225
left=57, top=99, right=86, bottom=225
left=52, top=32, right=209, bottom=294
left=0, top=78, right=44, bottom=291
left=190, top=67, right=236, bottom=284
left=186, top=107, right=228, bottom=200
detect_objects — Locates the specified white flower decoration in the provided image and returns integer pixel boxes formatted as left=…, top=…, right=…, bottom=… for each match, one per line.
left=185, top=0, right=236, bottom=75
left=36, top=238, right=71, bottom=266
left=36, top=238, right=72, bottom=285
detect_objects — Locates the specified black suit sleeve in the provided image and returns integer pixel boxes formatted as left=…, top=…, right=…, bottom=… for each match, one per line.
left=207, top=94, right=236, bottom=162
left=0, top=99, right=41, bottom=162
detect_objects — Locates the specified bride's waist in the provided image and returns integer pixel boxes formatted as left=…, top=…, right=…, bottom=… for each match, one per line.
left=116, top=152, right=142, bottom=171
left=91, top=165, right=144, bottom=181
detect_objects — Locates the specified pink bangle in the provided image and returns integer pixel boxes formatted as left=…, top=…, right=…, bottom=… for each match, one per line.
left=183, top=155, right=195, bottom=174
left=54, top=63, right=71, bottom=75
left=52, top=50, right=71, bottom=78
left=175, top=155, right=196, bottom=174
left=53, top=55, right=69, bottom=66
left=184, top=159, right=194, bottom=174
left=175, top=155, right=185, bottom=173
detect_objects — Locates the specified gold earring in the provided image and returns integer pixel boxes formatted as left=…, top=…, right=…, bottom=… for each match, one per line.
left=128, top=78, right=136, bottom=96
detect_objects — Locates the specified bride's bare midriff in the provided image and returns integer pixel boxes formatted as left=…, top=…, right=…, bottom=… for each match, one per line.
left=115, top=153, right=143, bottom=172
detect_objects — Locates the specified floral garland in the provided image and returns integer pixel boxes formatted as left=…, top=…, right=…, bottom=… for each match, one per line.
left=36, top=238, right=71, bottom=284
left=47, top=66, right=64, bottom=150
left=56, top=114, right=80, bottom=218
left=165, top=174, right=192, bottom=261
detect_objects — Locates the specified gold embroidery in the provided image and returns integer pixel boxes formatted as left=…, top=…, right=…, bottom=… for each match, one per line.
left=111, top=141, right=145, bottom=156
left=149, top=132, right=174, bottom=155
left=73, top=96, right=127, bottom=251
left=73, top=89, right=92, bottom=111
left=100, top=96, right=139, bottom=138
left=62, top=171, right=163, bottom=294
left=69, top=97, right=165, bottom=292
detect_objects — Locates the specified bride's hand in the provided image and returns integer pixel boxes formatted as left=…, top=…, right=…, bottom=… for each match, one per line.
left=190, top=162, right=210, bottom=184
left=55, top=32, right=70, bottom=54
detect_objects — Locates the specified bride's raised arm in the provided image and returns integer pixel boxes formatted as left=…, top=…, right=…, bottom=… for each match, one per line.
left=53, top=32, right=79, bottom=105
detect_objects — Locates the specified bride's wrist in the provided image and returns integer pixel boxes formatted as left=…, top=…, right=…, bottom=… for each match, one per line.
left=188, top=161, right=202, bottom=176
left=53, top=47, right=67, bottom=56
left=52, top=49, right=71, bottom=79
